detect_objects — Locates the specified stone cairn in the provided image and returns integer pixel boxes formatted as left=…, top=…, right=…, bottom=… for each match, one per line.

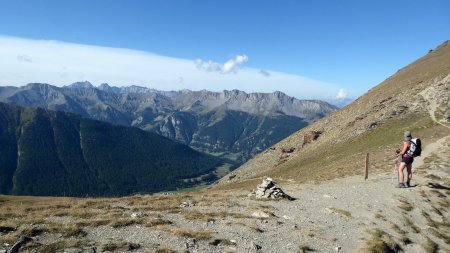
left=249, top=177, right=294, bottom=200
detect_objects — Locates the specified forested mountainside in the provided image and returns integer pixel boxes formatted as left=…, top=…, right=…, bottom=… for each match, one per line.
left=0, top=102, right=223, bottom=197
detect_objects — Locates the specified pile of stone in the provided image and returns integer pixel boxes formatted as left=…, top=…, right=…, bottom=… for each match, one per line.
left=179, top=201, right=195, bottom=208
left=249, top=178, right=294, bottom=200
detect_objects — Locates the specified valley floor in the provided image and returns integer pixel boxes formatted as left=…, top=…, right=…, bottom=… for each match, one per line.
left=1, top=136, right=449, bottom=253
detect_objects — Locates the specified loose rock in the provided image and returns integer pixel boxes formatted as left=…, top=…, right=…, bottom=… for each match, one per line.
left=252, top=211, right=270, bottom=218
left=249, top=178, right=295, bottom=200
left=251, top=241, right=262, bottom=251
left=179, top=201, right=195, bottom=208
left=185, top=238, right=198, bottom=251
left=130, top=212, right=145, bottom=218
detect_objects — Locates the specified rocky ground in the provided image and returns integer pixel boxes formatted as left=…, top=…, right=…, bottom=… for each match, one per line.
left=0, top=130, right=448, bottom=253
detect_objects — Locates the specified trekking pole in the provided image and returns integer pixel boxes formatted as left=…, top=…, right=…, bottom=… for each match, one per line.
left=392, top=156, right=398, bottom=182
left=396, top=156, right=400, bottom=184
left=393, top=149, right=400, bottom=184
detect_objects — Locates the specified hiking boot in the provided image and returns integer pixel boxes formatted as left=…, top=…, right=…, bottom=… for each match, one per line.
left=397, top=183, right=407, bottom=188
left=406, top=181, right=411, bottom=187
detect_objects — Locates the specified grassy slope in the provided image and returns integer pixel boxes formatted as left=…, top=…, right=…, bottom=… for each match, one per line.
left=216, top=41, right=450, bottom=189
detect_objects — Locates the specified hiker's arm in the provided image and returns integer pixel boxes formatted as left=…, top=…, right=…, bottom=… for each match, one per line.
left=399, top=141, right=408, bottom=156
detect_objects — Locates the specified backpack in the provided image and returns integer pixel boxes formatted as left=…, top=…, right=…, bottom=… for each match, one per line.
left=407, top=138, right=422, bottom=157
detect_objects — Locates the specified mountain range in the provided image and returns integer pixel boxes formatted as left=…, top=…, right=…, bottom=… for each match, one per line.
left=0, top=102, right=223, bottom=196
left=0, top=84, right=337, bottom=163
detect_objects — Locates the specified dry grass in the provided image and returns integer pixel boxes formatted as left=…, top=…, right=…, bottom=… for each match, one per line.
left=430, top=206, right=443, bottom=217
left=144, top=217, right=172, bottom=227
left=108, top=217, right=144, bottom=228
left=425, top=174, right=442, bottom=180
left=99, top=240, right=141, bottom=252
left=161, top=226, right=213, bottom=240
left=153, top=246, right=176, bottom=253
left=183, top=210, right=249, bottom=222
left=398, top=235, right=412, bottom=245
left=422, top=237, right=439, bottom=253
left=389, top=221, right=406, bottom=236
left=437, top=199, right=449, bottom=209
left=421, top=211, right=450, bottom=244
left=374, top=212, right=386, bottom=221
left=271, top=115, right=447, bottom=184
left=2, top=222, right=88, bottom=245
left=359, top=229, right=402, bottom=253
left=298, top=244, right=315, bottom=252
left=403, top=216, right=421, bottom=233
left=225, top=221, right=265, bottom=233
left=329, top=207, right=352, bottom=217
left=397, top=198, right=413, bottom=212
left=2, top=226, right=49, bottom=244
left=23, top=239, right=89, bottom=253
left=419, top=190, right=428, bottom=198
left=430, top=189, right=446, bottom=198
left=47, top=223, right=87, bottom=238
left=75, top=219, right=110, bottom=227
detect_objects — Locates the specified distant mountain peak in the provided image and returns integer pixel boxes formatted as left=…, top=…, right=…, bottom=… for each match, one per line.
left=1, top=82, right=337, bottom=165
left=99, top=83, right=111, bottom=89
left=68, top=81, right=94, bottom=89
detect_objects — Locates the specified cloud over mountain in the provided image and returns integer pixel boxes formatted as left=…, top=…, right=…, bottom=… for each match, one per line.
left=336, top=89, right=348, bottom=99
left=0, top=36, right=346, bottom=99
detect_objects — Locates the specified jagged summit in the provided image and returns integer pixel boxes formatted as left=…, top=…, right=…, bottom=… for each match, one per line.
left=0, top=83, right=336, bottom=164
left=67, top=81, right=94, bottom=89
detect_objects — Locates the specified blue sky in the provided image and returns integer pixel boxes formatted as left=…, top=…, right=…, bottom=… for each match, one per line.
left=0, top=0, right=449, bottom=100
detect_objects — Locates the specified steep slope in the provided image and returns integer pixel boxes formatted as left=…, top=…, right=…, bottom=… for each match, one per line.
left=0, top=102, right=223, bottom=197
left=0, top=85, right=336, bottom=164
left=219, top=40, right=450, bottom=187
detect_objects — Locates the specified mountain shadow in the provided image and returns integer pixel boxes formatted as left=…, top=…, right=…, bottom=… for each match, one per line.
left=0, top=102, right=223, bottom=197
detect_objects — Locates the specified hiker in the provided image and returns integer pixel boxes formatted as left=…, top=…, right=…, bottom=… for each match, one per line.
left=396, top=131, right=414, bottom=188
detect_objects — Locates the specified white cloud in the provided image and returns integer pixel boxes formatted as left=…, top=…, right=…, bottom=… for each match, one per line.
left=0, top=36, right=343, bottom=99
left=336, top=89, right=348, bottom=100
left=195, top=54, right=248, bottom=74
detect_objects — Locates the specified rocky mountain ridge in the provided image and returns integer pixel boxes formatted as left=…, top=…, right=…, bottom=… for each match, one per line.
left=0, top=84, right=337, bottom=163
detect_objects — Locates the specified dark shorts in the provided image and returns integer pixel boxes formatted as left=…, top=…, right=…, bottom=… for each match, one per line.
left=402, top=157, right=414, bottom=164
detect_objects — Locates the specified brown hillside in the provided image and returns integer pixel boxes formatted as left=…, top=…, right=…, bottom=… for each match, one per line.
left=216, top=41, right=450, bottom=188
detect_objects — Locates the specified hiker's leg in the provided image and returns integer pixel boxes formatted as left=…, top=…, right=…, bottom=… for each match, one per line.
left=398, top=162, right=406, bottom=183
left=406, top=164, right=412, bottom=184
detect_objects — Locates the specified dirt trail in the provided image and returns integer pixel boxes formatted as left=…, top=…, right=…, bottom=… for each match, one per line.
left=418, top=74, right=450, bottom=130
